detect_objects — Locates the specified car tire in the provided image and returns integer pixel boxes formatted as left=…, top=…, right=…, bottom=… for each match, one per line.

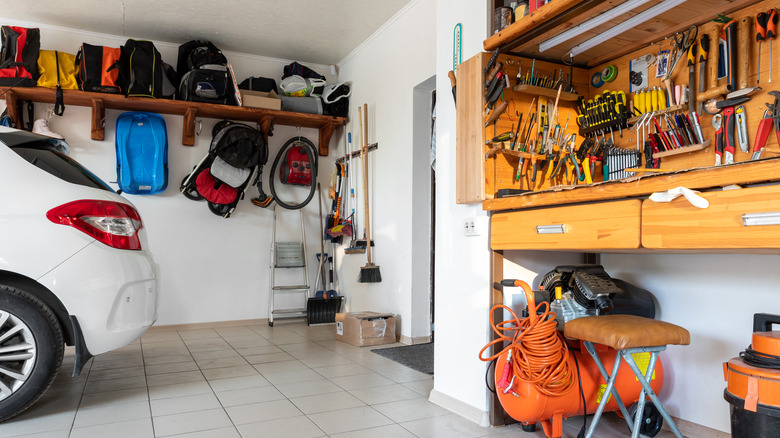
left=0, top=285, right=64, bottom=422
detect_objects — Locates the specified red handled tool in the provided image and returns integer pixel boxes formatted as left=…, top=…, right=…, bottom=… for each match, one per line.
left=713, top=114, right=724, bottom=165
left=722, top=106, right=736, bottom=164
left=752, top=109, right=773, bottom=160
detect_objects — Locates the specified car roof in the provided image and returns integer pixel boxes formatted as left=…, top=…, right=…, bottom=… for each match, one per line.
left=0, top=125, right=52, bottom=147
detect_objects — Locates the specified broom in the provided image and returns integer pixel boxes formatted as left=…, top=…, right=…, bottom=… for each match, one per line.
left=358, top=103, right=381, bottom=283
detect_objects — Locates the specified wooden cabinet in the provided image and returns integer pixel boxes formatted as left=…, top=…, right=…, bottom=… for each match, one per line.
left=642, top=185, right=780, bottom=250
left=491, top=199, right=641, bottom=251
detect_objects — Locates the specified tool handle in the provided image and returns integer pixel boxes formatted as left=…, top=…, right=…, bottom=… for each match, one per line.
left=724, top=20, right=738, bottom=91
left=484, top=101, right=508, bottom=127
left=710, top=23, right=721, bottom=86
left=739, top=17, right=751, bottom=89
left=687, top=42, right=698, bottom=67
left=696, top=84, right=732, bottom=102
left=754, top=313, right=780, bottom=332
left=699, top=34, right=710, bottom=61
left=768, top=9, right=778, bottom=39
left=754, top=116, right=773, bottom=152
left=448, top=70, right=456, bottom=87
left=724, top=106, right=736, bottom=155
left=757, top=12, right=769, bottom=41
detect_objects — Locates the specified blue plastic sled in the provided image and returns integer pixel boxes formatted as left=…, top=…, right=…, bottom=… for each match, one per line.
left=115, top=111, right=168, bottom=195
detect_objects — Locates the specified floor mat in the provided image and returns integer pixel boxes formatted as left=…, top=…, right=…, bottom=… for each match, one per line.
left=372, top=342, right=433, bottom=375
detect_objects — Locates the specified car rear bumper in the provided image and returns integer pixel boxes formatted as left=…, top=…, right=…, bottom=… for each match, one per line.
left=37, top=242, right=158, bottom=355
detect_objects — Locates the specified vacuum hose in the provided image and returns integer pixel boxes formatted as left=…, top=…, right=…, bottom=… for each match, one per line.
left=479, top=279, right=575, bottom=397
left=268, top=136, right=318, bottom=210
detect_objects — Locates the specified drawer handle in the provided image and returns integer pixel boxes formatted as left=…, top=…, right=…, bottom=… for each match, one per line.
left=536, top=225, right=565, bottom=234
left=742, top=212, right=780, bottom=227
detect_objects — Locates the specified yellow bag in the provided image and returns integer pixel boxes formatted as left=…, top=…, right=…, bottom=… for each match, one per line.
left=37, top=50, right=78, bottom=116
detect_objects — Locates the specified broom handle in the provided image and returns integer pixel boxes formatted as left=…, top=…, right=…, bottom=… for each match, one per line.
left=362, top=104, right=372, bottom=264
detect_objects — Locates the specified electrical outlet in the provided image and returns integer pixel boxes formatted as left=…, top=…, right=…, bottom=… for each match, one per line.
left=464, top=217, right=479, bottom=236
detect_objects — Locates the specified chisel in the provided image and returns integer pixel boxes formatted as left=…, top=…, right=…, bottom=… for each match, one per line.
left=687, top=41, right=697, bottom=114
left=735, top=105, right=749, bottom=152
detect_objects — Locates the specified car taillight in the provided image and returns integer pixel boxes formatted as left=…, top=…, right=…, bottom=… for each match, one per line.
left=47, top=200, right=143, bottom=250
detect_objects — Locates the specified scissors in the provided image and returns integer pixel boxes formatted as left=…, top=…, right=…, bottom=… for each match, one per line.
left=665, top=25, right=698, bottom=80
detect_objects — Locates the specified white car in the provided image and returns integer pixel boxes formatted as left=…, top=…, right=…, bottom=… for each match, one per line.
left=0, top=126, right=158, bottom=421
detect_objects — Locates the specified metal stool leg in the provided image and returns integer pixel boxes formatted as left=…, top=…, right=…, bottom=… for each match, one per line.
left=584, top=344, right=622, bottom=438
left=583, top=341, right=634, bottom=436
left=623, top=348, right=684, bottom=438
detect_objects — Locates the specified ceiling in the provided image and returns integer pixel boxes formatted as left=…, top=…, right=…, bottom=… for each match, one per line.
left=0, top=0, right=413, bottom=65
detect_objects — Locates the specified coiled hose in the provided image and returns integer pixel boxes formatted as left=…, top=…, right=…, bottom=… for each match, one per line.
left=479, top=279, right=575, bottom=397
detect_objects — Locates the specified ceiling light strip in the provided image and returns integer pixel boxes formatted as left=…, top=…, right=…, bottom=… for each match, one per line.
left=539, top=0, right=655, bottom=53
left=569, top=0, right=689, bottom=58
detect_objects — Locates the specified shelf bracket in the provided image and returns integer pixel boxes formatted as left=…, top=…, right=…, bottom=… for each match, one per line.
left=4, top=90, right=18, bottom=127
left=318, top=123, right=335, bottom=157
left=182, top=107, right=198, bottom=146
left=91, top=98, right=105, bottom=141
left=258, top=116, right=273, bottom=144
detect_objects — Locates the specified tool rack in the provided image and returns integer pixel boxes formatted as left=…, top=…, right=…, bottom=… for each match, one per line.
left=469, top=0, right=780, bottom=427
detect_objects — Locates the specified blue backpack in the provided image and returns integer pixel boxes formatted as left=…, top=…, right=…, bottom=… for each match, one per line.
left=115, top=111, right=168, bottom=194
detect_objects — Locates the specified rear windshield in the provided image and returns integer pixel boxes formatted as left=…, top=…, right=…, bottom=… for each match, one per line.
left=11, top=141, right=115, bottom=192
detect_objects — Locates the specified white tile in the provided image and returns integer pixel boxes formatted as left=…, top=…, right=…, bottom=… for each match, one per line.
left=400, top=414, right=505, bottom=438
left=160, top=426, right=241, bottom=438
left=86, top=365, right=145, bottom=381
left=402, top=378, right=434, bottom=397
left=150, top=392, right=222, bottom=417
left=243, top=352, right=295, bottom=364
left=290, top=391, right=365, bottom=414
left=372, top=398, right=451, bottom=423
left=83, top=375, right=147, bottom=394
left=145, top=360, right=200, bottom=375
left=0, top=409, right=76, bottom=437
left=73, top=400, right=150, bottom=428
left=348, top=384, right=423, bottom=405
left=215, top=385, right=286, bottom=407
left=0, top=429, right=71, bottom=438
left=308, top=406, right=393, bottom=435
left=329, top=424, right=418, bottom=438
left=262, top=368, right=324, bottom=385
left=225, top=399, right=302, bottom=425
left=194, top=356, right=249, bottom=369
left=275, top=378, right=343, bottom=398
left=79, top=387, right=149, bottom=408
left=69, top=417, right=153, bottom=438
left=330, top=372, right=396, bottom=390
left=235, top=345, right=283, bottom=356
left=236, top=415, right=325, bottom=438
left=313, top=362, right=373, bottom=378
left=152, top=408, right=232, bottom=437
left=252, top=359, right=308, bottom=374
left=149, top=381, right=213, bottom=400
left=299, top=354, right=353, bottom=368
left=177, top=328, right=221, bottom=340
left=144, top=353, right=196, bottom=366
left=207, top=374, right=270, bottom=392
left=202, top=365, right=258, bottom=380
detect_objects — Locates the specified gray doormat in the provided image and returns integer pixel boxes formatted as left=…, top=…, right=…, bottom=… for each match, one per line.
left=372, top=343, right=433, bottom=375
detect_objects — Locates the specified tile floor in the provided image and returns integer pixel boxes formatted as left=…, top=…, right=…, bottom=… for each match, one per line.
left=0, top=320, right=682, bottom=437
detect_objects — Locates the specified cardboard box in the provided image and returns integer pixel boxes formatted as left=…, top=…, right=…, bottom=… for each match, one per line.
left=240, top=89, right=281, bottom=110
left=335, top=312, right=396, bottom=347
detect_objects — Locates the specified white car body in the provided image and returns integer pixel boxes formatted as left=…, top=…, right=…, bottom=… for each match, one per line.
left=0, top=125, right=158, bottom=357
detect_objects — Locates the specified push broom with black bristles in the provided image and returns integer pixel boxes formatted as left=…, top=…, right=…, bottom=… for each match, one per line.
left=358, top=103, right=381, bottom=283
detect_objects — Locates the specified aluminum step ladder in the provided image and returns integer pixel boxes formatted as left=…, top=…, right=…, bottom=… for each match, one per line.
left=268, top=205, right=310, bottom=326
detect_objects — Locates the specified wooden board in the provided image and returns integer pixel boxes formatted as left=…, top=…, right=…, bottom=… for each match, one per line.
left=456, top=53, right=488, bottom=204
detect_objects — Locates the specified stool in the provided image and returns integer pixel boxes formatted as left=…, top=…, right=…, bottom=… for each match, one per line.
left=564, top=314, right=690, bottom=438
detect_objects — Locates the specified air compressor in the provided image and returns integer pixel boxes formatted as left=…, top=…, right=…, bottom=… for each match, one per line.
left=480, top=267, right=666, bottom=438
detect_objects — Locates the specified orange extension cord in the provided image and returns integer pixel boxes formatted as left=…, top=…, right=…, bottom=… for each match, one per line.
left=479, top=280, right=575, bottom=397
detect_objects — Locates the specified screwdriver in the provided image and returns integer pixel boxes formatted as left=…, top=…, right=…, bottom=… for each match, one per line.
left=757, top=12, right=767, bottom=84
left=769, top=9, right=777, bottom=83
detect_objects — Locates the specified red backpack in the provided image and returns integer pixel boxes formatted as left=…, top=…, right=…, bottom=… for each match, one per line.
left=0, top=26, right=40, bottom=87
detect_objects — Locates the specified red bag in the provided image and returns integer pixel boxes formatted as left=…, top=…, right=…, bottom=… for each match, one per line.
left=279, top=146, right=312, bottom=186
left=0, top=26, right=40, bottom=87
left=196, top=168, right=237, bottom=204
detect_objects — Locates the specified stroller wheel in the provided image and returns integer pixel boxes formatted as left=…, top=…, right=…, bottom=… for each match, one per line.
left=208, top=202, right=232, bottom=218
left=181, top=175, right=204, bottom=201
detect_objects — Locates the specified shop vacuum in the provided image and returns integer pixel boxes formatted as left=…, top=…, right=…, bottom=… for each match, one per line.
left=724, top=313, right=780, bottom=437
left=480, top=265, right=665, bottom=438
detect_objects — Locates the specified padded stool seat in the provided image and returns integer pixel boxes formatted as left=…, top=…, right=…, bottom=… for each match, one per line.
left=564, top=314, right=690, bottom=350
left=563, top=315, right=689, bottom=438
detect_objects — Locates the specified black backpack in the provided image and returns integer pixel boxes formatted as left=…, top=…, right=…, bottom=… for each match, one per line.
left=176, top=40, right=233, bottom=105
left=119, top=39, right=176, bottom=98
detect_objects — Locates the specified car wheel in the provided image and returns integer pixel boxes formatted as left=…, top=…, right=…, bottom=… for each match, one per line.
left=0, top=285, right=64, bottom=422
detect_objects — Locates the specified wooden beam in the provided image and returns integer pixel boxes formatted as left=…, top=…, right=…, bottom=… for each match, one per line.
left=90, top=98, right=105, bottom=141
left=182, top=107, right=197, bottom=146
left=5, top=90, right=18, bottom=127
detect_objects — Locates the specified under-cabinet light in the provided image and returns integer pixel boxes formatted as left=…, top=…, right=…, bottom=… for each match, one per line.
left=742, top=212, right=780, bottom=227
left=568, top=0, right=688, bottom=58
left=539, top=0, right=655, bottom=53
left=536, top=225, right=566, bottom=234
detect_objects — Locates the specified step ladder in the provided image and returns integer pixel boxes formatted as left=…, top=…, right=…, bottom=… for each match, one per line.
left=268, top=205, right=310, bottom=327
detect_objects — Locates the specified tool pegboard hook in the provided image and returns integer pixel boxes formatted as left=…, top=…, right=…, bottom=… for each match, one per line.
left=195, top=119, right=202, bottom=136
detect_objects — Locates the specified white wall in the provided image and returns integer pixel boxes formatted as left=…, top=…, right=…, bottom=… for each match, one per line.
left=334, top=0, right=437, bottom=341
left=0, top=18, right=339, bottom=326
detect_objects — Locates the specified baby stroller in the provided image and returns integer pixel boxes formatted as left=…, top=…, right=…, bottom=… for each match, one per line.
left=180, top=121, right=268, bottom=218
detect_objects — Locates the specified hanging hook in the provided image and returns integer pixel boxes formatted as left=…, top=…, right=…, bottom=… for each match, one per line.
left=45, top=105, right=54, bottom=123
left=195, top=119, right=202, bottom=136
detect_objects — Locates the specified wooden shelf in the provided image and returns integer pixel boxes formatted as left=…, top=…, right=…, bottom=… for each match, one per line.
left=0, top=87, right=346, bottom=155
left=513, top=84, right=579, bottom=101
left=483, top=156, right=780, bottom=211
left=653, top=140, right=711, bottom=158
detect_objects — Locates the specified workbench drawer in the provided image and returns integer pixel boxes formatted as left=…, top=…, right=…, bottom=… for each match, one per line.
left=491, top=200, right=642, bottom=250
left=642, top=185, right=780, bottom=249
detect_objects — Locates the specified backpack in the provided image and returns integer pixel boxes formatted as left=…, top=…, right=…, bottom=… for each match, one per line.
left=0, top=26, right=40, bottom=87
left=119, top=39, right=176, bottom=98
left=115, top=111, right=168, bottom=194
left=37, top=50, right=78, bottom=116
left=76, top=43, right=122, bottom=94
left=176, top=40, right=232, bottom=105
